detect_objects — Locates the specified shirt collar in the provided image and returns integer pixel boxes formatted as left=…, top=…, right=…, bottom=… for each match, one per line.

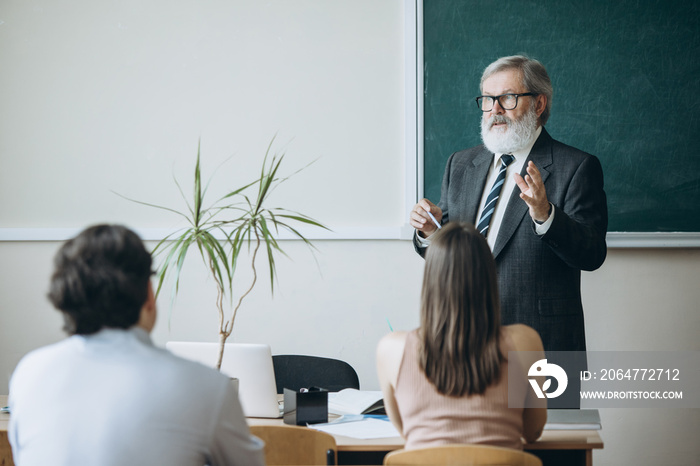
left=76, top=326, right=154, bottom=347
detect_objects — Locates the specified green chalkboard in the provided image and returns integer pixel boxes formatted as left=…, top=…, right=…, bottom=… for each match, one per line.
left=423, top=0, right=700, bottom=232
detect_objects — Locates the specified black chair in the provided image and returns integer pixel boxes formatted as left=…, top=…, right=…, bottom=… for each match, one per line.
left=272, top=354, right=360, bottom=394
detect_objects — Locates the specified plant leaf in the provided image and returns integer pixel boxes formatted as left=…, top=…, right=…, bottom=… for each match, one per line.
left=273, top=212, right=329, bottom=230
left=111, top=191, right=193, bottom=226
left=154, top=229, right=193, bottom=298
left=193, top=141, right=203, bottom=226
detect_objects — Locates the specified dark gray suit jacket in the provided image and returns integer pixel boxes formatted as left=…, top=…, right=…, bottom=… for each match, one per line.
left=414, top=128, right=608, bottom=352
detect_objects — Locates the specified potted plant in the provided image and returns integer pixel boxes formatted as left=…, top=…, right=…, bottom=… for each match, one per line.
left=120, top=138, right=327, bottom=370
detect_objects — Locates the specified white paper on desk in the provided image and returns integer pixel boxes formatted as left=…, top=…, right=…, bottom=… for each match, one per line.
left=544, top=409, right=601, bottom=430
left=309, top=418, right=400, bottom=439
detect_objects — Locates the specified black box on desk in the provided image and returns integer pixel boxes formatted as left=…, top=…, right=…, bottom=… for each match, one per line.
left=283, top=388, right=328, bottom=425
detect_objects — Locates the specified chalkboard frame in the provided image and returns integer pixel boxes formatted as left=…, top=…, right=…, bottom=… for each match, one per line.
left=416, top=0, right=700, bottom=247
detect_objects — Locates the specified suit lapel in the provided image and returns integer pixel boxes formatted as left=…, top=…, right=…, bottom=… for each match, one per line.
left=492, top=128, right=554, bottom=258
left=463, top=148, right=493, bottom=223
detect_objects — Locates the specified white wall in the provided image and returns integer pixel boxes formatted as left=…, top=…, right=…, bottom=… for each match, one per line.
left=0, top=0, right=408, bottom=232
left=1, top=1, right=698, bottom=465
left=581, top=249, right=700, bottom=465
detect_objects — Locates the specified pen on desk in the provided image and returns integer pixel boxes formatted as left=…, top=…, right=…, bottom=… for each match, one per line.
left=425, top=208, right=441, bottom=230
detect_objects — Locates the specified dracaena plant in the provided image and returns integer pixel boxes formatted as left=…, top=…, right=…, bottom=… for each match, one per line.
left=120, top=138, right=327, bottom=370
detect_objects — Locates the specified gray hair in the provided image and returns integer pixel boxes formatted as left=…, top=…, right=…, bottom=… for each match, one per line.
left=480, top=55, right=553, bottom=125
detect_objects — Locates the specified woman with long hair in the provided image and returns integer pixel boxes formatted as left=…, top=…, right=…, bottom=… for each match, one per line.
left=377, top=222, right=546, bottom=450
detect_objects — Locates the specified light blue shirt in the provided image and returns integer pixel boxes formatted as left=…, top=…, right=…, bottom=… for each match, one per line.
left=9, top=327, right=264, bottom=466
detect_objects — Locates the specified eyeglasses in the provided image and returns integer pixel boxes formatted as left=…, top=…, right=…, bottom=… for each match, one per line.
left=475, top=93, right=537, bottom=112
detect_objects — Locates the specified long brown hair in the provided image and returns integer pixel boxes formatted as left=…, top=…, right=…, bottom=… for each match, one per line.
left=419, top=222, right=503, bottom=396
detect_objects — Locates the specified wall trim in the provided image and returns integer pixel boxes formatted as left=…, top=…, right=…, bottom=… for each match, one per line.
left=1, top=228, right=699, bottom=247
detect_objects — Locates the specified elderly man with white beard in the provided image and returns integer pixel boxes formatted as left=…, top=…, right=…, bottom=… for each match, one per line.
left=411, top=55, right=608, bottom=355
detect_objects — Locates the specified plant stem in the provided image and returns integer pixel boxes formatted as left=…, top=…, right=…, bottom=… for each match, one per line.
left=224, top=230, right=261, bottom=337
left=216, top=331, right=227, bottom=372
left=207, top=254, right=227, bottom=371
left=214, top=231, right=261, bottom=371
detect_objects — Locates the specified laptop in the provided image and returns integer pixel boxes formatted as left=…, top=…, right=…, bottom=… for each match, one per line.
left=166, top=341, right=282, bottom=418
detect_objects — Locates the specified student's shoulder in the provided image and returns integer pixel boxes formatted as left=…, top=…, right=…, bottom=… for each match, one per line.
left=377, top=330, right=413, bottom=368
left=10, top=338, right=77, bottom=389
left=502, top=324, right=544, bottom=352
left=15, top=337, right=75, bottom=367
left=151, top=346, right=226, bottom=378
left=377, top=330, right=409, bottom=354
left=377, top=331, right=412, bottom=387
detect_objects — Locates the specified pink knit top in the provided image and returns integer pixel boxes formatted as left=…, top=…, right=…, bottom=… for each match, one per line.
left=394, top=329, right=525, bottom=450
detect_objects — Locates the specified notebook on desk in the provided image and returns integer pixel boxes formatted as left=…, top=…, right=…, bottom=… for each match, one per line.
left=166, top=341, right=282, bottom=419
left=544, top=409, right=601, bottom=430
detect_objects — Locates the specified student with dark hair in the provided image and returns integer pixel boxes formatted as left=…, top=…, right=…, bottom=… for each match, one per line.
left=8, top=224, right=264, bottom=466
left=47, top=223, right=154, bottom=335
left=377, top=222, right=546, bottom=450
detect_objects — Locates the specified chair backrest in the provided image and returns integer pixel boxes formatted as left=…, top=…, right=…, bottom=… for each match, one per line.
left=383, top=444, right=542, bottom=466
left=272, top=354, right=360, bottom=394
left=250, top=425, right=337, bottom=465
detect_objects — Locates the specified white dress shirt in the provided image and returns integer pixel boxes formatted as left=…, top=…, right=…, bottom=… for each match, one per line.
left=476, top=127, right=554, bottom=249
left=417, top=126, right=554, bottom=250
left=9, top=327, right=264, bottom=466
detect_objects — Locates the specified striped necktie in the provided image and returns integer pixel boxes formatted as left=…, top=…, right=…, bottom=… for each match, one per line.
left=476, top=154, right=515, bottom=237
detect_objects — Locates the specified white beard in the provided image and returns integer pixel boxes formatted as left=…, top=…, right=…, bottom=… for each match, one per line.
left=480, top=105, right=539, bottom=154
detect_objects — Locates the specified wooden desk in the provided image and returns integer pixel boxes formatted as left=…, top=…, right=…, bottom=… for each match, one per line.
left=248, top=416, right=603, bottom=466
left=1, top=397, right=12, bottom=466
left=0, top=395, right=603, bottom=466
